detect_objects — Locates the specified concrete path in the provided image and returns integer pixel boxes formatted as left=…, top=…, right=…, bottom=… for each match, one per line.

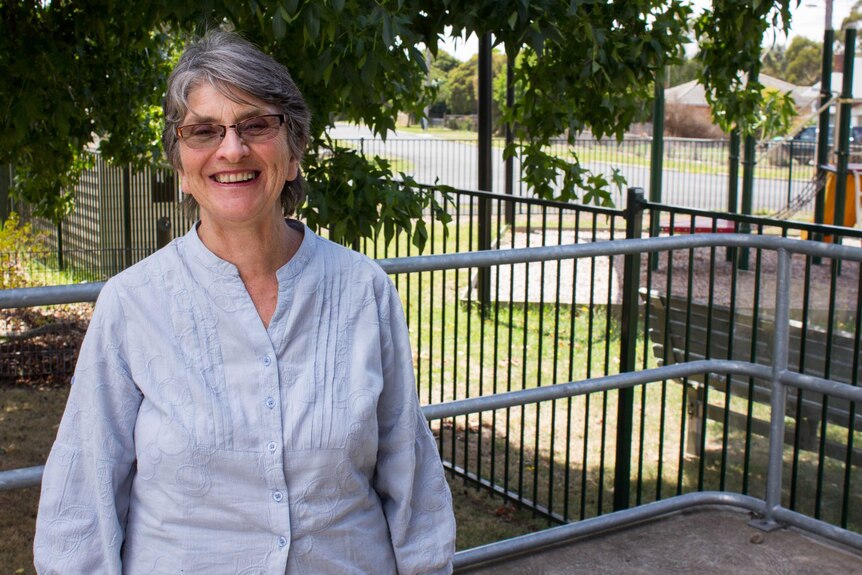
left=458, top=507, right=862, bottom=574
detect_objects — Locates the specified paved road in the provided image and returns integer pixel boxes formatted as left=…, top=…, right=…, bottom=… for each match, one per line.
left=327, top=123, right=812, bottom=214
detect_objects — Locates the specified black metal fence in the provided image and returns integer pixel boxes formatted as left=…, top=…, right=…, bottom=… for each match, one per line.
left=0, top=133, right=823, bottom=285
left=8, top=156, right=197, bottom=281
left=3, top=183, right=861, bottom=537
left=338, top=135, right=819, bottom=214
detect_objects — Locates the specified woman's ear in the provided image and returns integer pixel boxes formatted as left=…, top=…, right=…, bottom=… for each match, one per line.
left=286, top=157, right=299, bottom=182
left=177, top=171, right=187, bottom=195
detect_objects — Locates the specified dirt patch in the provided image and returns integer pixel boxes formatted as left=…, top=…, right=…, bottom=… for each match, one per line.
left=494, top=231, right=860, bottom=324
left=0, top=304, right=91, bottom=389
left=0, top=386, right=70, bottom=573
left=644, top=245, right=860, bottom=321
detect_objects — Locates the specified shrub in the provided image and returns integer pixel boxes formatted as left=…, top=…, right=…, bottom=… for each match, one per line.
left=664, top=104, right=726, bottom=139
left=0, top=212, right=46, bottom=289
left=444, top=114, right=477, bottom=132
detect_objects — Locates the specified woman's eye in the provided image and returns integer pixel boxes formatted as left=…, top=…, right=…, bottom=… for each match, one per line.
left=241, top=118, right=269, bottom=133
left=188, top=125, right=220, bottom=137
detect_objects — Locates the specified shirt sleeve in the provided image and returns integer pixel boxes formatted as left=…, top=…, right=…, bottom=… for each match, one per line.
left=34, top=281, right=142, bottom=574
left=373, top=276, right=457, bottom=575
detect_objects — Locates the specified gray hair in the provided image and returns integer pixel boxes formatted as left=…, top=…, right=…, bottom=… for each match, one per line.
left=163, top=30, right=312, bottom=216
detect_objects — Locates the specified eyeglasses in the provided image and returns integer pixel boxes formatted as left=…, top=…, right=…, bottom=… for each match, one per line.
left=177, top=114, right=286, bottom=149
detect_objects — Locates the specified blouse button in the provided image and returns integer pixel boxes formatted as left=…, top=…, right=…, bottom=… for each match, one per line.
left=278, top=536, right=287, bottom=548
left=273, top=491, right=284, bottom=503
left=265, top=397, right=276, bottom=409
left=267, top=441, right=277, bottom=453
left=262, top=355, right=272, bottom=367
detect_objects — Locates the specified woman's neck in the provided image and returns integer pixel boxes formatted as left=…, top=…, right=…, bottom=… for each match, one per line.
left=197, top=215, right=301, bottom=276
left=196, top=215, right=303, bottom=328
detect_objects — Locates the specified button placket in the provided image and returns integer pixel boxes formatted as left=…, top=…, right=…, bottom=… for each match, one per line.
left=260, top=343, right=289, bottom=554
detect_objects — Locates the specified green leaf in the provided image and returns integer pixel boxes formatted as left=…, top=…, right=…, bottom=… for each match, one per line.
left=508, top=11, right=518, bottom=30
left=272, top=13, right=286, bottom=39
left=411, top=219, right=428, bottom=251
left=382, top=14, right=393, bottom=47
left=284, top=0, right=300, bottom=17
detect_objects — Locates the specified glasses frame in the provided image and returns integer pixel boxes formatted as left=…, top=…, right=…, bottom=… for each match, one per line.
left=176, top=114, right=286, bottom=149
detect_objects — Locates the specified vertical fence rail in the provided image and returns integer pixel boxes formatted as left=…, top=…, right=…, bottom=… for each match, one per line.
left=3, top=131, right=826, bottom=283
left=3, top=147, right=862, bottom=544
left=3, top=235, right=862, bottom=563
left=613, top=188, right=645, bottom=510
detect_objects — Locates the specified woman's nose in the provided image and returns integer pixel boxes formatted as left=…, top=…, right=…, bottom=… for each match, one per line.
left=216, top=127, right=249, bottom=161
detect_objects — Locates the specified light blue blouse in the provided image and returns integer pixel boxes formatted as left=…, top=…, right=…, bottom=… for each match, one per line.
left=34, top=222, right=455, bottom=574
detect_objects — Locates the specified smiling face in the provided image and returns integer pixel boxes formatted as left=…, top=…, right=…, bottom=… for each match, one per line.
left=176, top=82, right=298, bottom=233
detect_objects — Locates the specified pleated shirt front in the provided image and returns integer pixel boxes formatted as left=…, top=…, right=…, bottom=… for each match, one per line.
left=34, top=222, right=455, bottom=574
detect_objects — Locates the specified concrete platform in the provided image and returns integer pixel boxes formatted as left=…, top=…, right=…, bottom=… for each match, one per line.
left=458, top=507, right=862, bottom=574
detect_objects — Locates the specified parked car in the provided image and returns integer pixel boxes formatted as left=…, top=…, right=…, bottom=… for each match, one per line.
left=783, top=125, right=862, bottom=165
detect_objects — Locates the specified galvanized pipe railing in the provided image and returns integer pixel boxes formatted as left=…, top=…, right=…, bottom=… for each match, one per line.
left=5, top=232, right=862, bottom=310
left=756, top=246, right=793, bottom=531
left=2, top=233, right=862, bottom=566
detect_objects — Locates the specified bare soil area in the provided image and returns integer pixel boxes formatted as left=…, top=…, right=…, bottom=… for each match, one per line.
left=496, top=231, right=860, bottom=322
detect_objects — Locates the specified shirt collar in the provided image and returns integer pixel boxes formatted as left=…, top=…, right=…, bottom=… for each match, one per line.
left=182, top=219, right=317, bottom=282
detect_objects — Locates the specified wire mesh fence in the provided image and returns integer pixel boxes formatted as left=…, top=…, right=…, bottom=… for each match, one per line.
left=2, top=231, right=861, bottom=544
left=333, top=135, right=819, bottom=214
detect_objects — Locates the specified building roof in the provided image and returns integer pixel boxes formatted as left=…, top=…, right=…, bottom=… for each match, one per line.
left=666, top=73, right=816, bottom=109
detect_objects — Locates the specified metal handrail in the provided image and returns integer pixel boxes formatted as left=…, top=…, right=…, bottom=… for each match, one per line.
left=2, top=234, right=862, bottom=567
left=4, top=233, right=862, bottom=309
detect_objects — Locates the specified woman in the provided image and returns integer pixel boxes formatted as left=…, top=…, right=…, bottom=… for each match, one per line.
left=34, top=31, right=455, bottom=574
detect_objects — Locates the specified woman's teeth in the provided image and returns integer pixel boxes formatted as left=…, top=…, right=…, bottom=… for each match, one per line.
left=213, top=172, right=256, bottom=183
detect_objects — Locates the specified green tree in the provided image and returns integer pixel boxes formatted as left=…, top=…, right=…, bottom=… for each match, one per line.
left=0, top=3, right=183, bottom=223
left=761, top=44, right=787, bottom=79
left=842, top=1, right=862, bottom=30
left=784, top=36, right=822, bottom=85
left=667, top=55, right=703, bottom=87
left=694, top=0, right=798, bottom=137
left=442, top=52, right=506, bottom=118
left=762, top=37, right=821, bottom=86
left=1, top=0, right=799, bottom=242
left=428, top=50, right=460, bottom=116
left=832, top=1, right=861, bottom=54
left=443, top=56, right=479, bottom=115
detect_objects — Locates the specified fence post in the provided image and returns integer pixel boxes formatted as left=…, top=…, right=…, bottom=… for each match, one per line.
left=813, top=25, right=834, bottom=258
left=738, top=129, right=756, bottom=271
left=0, top=164, right=10, bottom=224
left=504, top=49, right=515, bottom=227
left=726, top=129, right=741, bottom=262
left=834, top=27, right=856, bottom=250
left=56, top=220, right=65, bottom=271
left=614, top=187, right=645, bottom=511
left=649, top=79, right=664, bottom=270
left=123, top=166, right=132, bottom=269
left=477, top=33, right=494, bottom=314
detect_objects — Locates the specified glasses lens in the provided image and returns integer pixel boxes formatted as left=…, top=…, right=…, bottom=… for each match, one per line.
left=179, top=124, right=223, bottom=149
left=177, top=115, right=284, bottom=148
left=237, top=115, right=284, bottom=142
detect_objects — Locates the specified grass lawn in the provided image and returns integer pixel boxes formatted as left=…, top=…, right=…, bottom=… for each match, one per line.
left=1, top=386, right=69, bottom=574
left=3, top=218, right=861, bottom=570
left=395, top=126, right=478, bottom=140
left=377, top=126, right=817, bottom=183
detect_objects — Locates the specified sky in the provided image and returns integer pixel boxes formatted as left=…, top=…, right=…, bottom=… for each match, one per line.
left=439, top=0, right=859, bottom=62
left=778, top=0, right=855, bottom=42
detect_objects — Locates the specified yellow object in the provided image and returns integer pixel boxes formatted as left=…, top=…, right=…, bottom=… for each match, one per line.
left=823, top=171, right=860, bottom=227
